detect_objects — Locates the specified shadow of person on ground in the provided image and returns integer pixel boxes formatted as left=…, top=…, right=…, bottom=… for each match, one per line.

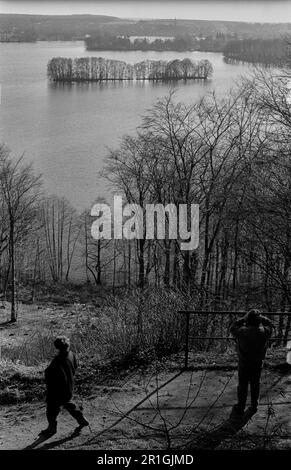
left=185, top=408, right=256, bottom=450
left=22, top=434, right=55, bottom=450
left=22, top=427, right=84, bottom=450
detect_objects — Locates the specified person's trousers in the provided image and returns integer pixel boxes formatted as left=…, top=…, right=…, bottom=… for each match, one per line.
left=237, top=362, right=262, bottom=411
left=46, top=400, right=86, bottom=427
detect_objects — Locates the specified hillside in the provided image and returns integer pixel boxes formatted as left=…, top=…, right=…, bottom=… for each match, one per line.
left=0, top=14, right=290, bottom=42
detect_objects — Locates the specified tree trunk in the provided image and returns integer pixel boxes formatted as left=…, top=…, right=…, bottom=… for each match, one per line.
left=97, top=239, right=101, bottom=284
left=128, top=241, right=131, bottom=286
left=283, top=306, right=291, bottom=343
left=84, top=215, right=90, bottom=283
left=31, top=239, right=39, bottom=302
left=164, top=240, right=171, bottom=287
left=182, top=250, right=190, bottom=291
left=10, top=221, right=16, bottom=322
left=137, top=239, right=145, bottom=288
left=112, top=241, right=116, bottom=294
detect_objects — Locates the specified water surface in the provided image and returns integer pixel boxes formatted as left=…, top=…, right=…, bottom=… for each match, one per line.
left=0, top=41, right=253, bottom=209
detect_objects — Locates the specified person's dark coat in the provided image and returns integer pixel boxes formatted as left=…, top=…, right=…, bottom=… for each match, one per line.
left=230, top=316, right=273, bottom=367
left=45, top=350, right=78, bottom=404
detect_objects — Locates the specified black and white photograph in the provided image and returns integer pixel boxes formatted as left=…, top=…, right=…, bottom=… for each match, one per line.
left=0, top=0, right=290, bottom=464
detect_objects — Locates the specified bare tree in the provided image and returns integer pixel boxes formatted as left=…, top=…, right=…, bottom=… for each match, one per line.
left=0, top=146, right=41, bottom=321
left=40, top=196, right=81, bottom=283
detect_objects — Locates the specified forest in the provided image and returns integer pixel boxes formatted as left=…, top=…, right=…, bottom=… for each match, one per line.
left=47, top=57, right=213, bottom=82
left=85, top=32, right=233, bottom=52
left=223, top=38, right=291, bottom=66
left=1, top=68, right=291, bottom=347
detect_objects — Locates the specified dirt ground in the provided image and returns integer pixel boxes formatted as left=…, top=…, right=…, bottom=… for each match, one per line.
left=0, top=301, right=84, bottom=348
left=1, top=302, right=290, bottom=451
left=0, top=367, right=290, bottom=450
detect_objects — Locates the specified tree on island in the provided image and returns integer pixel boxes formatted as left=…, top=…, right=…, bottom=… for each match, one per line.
left=47, top=57, right=213, bottom=82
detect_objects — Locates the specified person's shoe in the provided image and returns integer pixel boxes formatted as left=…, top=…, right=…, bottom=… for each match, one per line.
left=73, top=419, right=90, bottom=435
left=39, top=425, right=57, bottom=437
left=76, top=417, right=89, bottom=430
left=232, top=404, right=245, bottom=416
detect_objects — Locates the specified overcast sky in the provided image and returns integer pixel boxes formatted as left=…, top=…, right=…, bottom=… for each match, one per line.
left=0, top=1, right=290, bottom=23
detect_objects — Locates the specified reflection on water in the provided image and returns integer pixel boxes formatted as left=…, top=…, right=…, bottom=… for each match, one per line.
left=47, top=76, right=212, bottom=93
left=0, top=41, right=253, bottom=209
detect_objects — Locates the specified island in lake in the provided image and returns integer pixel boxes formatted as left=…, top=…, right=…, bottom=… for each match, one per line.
left=47, top=57, right=213, bottom=82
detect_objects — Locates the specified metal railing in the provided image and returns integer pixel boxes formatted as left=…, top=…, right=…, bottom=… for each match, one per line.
left=178, top=310, right=291, bottom=369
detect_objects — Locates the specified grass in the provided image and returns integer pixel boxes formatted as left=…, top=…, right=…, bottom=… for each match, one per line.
left=0, top=358, right=45, bottom=404
left=0, top=288, right=188, bottom=404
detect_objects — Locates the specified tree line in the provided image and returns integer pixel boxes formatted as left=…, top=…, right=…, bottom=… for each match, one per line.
left=2, top=14, right=288, bottom=43
left=0, top=153, right=82, bottom=321
left=223, top=38, right=291, bottom=66
left=47, top=57, right=213, bottom=82
left=85, top=32, right=234, bottom=52
left=0, top=28, right=37, bottom=42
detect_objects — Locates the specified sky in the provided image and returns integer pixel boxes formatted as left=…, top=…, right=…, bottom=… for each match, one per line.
left=0, top=1, right=291, bottom=23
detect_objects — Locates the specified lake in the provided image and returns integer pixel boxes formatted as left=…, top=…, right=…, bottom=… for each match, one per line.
left=0, top=41, right=253, bottom=210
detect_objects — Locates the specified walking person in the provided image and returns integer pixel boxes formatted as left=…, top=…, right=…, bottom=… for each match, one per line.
left=40, top=336, right=89, bottom=437
left=230, top=309, right=274, bottom=415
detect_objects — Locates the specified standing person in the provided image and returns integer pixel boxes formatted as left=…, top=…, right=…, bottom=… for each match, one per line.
left=230, top=309, right=274, bottom=415
left=40, top=336, right=89, bottom=437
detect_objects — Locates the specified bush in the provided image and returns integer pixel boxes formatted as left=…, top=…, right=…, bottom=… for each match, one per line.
left=72, top=288, right=188, bottom=367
